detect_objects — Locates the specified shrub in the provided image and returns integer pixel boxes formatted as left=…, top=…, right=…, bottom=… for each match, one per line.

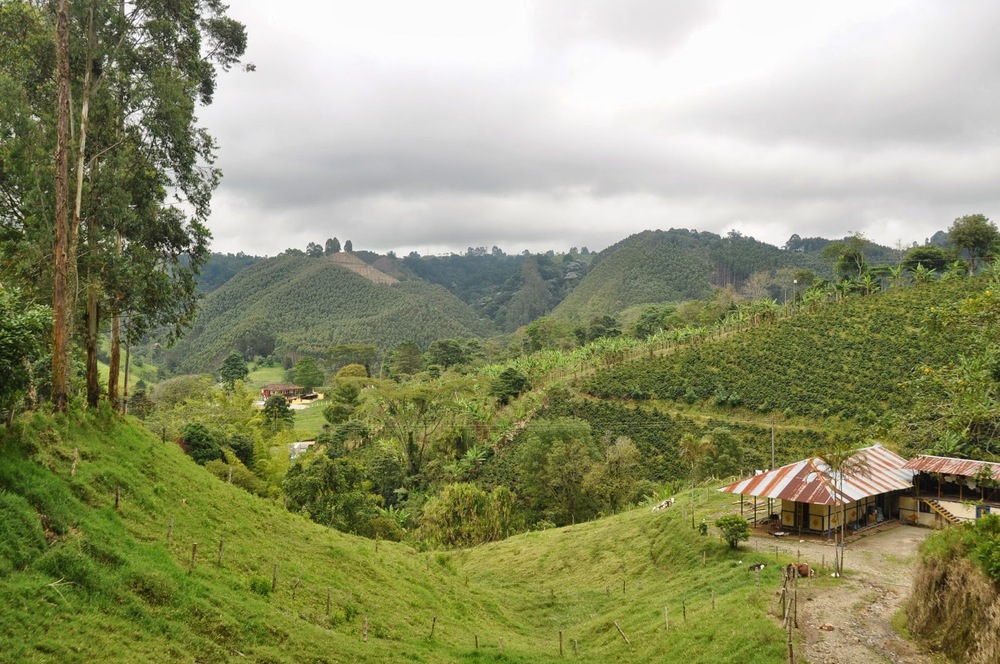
left=181, top=423, right=221, bottom=465
left=715, top=515, right=750, bottom=548
left=249, top=576, right=271, bottom=596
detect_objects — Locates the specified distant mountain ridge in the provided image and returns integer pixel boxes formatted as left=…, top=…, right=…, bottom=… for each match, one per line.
left=166, top=253, right=495, bottom=371
left=181, top=228, right=921, bottom=367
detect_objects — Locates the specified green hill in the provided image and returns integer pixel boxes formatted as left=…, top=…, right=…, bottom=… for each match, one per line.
left=552, top=229, right=830, bottom=322
left=401, top=252, right=589, bottom=332
left=165, top=253, right=496, bottom=372
left=584, top=278, right=981, bottom=423
left=1, top=412, right=789, bottom=663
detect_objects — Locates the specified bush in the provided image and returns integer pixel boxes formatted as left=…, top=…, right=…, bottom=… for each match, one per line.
left=181, top=423, right=221, bottom=465
left=249, top=575, right=271, bottom=596
left=715, top=515, right=750, bottom=548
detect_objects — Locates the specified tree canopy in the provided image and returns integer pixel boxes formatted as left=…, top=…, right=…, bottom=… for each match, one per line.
left=949, top=214, right=998, bottom=274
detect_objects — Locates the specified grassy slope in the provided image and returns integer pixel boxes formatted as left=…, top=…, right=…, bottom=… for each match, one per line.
left=0, top=412, right=790, bottom=663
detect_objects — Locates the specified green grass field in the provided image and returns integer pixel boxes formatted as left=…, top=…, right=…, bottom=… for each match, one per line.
left=0, top=412, right=794, bottom=662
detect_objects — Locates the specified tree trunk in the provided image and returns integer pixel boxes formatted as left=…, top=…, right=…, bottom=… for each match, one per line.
left=85, top=278, right=99, bottom=408
left=51, top=0, right=72, bottom=412
left=109, top=306, right=121, bottom=409
left=122, top=333, right=131, bottom=415
left=78, top=5, right=99, bottom=409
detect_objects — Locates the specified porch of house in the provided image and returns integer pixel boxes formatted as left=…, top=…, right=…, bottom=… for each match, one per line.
left=733, top=490, right=910, bottom=542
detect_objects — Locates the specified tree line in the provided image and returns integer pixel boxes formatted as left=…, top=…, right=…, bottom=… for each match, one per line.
left=0, top=0, right=248, bottom=416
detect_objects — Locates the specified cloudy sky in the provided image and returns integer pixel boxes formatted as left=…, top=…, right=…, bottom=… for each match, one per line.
left=200, top=0, right=1000, bottom=257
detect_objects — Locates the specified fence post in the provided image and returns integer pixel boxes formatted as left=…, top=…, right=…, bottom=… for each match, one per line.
left=189, top=542, right=197, bottom=573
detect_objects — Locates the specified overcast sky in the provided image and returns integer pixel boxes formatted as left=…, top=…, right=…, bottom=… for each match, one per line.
left=199, top=0, right=1000, bottom=257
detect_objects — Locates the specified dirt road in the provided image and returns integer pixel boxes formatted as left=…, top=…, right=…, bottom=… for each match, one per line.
left=751, top=524, right=937, bottom=664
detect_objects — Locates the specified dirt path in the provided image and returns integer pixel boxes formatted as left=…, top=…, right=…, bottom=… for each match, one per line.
left=751, top=525, right=936, bottom=664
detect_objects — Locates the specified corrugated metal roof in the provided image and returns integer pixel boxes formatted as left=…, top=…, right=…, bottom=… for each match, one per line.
left=902, top=455, right=1000, bottom=481
left=718, top=444, right=914, bottom=506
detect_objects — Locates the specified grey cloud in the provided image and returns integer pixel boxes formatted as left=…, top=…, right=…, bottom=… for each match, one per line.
left=677, top=4, right=1000, bottom=148
left=534, top=0, right=719, bottom=55
left=204, top=2, right=1000, bottom=258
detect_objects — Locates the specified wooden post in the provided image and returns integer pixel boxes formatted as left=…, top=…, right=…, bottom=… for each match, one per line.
left=622, top=579, right=626, bottom=594
left=326, top=587, right=331, bottom=616
left=613, top=621, right=631, bottom=645
left=429, top=615, right=436, bottom=639
left=682, top=599, right=687, bottom=622
left=189, top=542, right=197, bottom=573
left=793, top=571, right=798, bottom=628
left=797, top=549, right=800, bottom=562
left=711, top=589, right=715, bottom=610
left=499, top=638, right=503, bottom=655
left=703, top=551, right=707, bottom=566
left=218, top=536, right=224, bottom=566
left=115, top=486, right=120, bottom=510
left=664, top=607, right=669, bottom=630
left=363, top=614, right=368, bottom=642
left=272, top=563, right=278, bottom=593
left=292, top=568, right=302, bottom=600
left=167, top=515, right=174, bottom=543
left=71, top=448, right=79, bottom=477
left=559, top=630, right=563, bottom=657
left=474, top=634, right=479, bottom=649
left=375, top=535, right=379, bottom=553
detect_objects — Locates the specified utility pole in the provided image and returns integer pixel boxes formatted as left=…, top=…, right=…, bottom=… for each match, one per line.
left=771, top=417, right=776, bottom=470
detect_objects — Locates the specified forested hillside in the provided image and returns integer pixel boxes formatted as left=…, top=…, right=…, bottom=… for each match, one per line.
left=552, top=229, right=831, bottom=322
left=195, top=252, right=263, bottom=293
left=401, top=250, right=591, bottom=331
left=165, top=254, right=495, bottom=372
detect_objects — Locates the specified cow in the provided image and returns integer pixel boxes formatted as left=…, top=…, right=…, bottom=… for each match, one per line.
left=784, top=562, right=815, bottom=578
left=748, top=562, right=766, bottom=573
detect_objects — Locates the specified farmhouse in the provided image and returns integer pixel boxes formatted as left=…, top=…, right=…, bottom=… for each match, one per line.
left=899, top=455, right=1000, bottom=527
left=260, top=384, right=303, bottom=399
left=718, top=444, right=914, bottom=539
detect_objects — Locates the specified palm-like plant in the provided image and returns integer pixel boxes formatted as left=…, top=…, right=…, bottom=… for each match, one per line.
left=887, top=265, right=906, bottom=288
left=816, top=442, right=871, bottom=575
left=679, top=433, right=715, bottom=528
left=910, top=263, right=934, bottom=285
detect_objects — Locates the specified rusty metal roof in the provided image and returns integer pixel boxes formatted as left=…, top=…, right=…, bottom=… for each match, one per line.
left=902, top=455, right=1000, bottom=481
left=718, top=444, right=914, bottom=506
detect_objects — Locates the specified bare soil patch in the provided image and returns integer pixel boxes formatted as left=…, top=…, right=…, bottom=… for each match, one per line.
left=750, top=525, right=940, bottom=664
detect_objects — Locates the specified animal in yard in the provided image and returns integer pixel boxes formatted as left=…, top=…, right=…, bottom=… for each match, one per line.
left=785, top=562, right=814, bottom=578
left=651, top=498, right=676, bottom=512
left=748, top=563, right=766, bottom=573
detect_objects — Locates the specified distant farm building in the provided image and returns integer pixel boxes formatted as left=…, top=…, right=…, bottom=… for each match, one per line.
left=260, top=384, right=303, bottom=399
left=718, top=444, right=914, bottom=538
left=288, top=441, right=316, bottom=460
left=900, top=455, right=1000, bottom=526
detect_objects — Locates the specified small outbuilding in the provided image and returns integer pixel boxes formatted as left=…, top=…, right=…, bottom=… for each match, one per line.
left=718, top=444, right=914, bottom=539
